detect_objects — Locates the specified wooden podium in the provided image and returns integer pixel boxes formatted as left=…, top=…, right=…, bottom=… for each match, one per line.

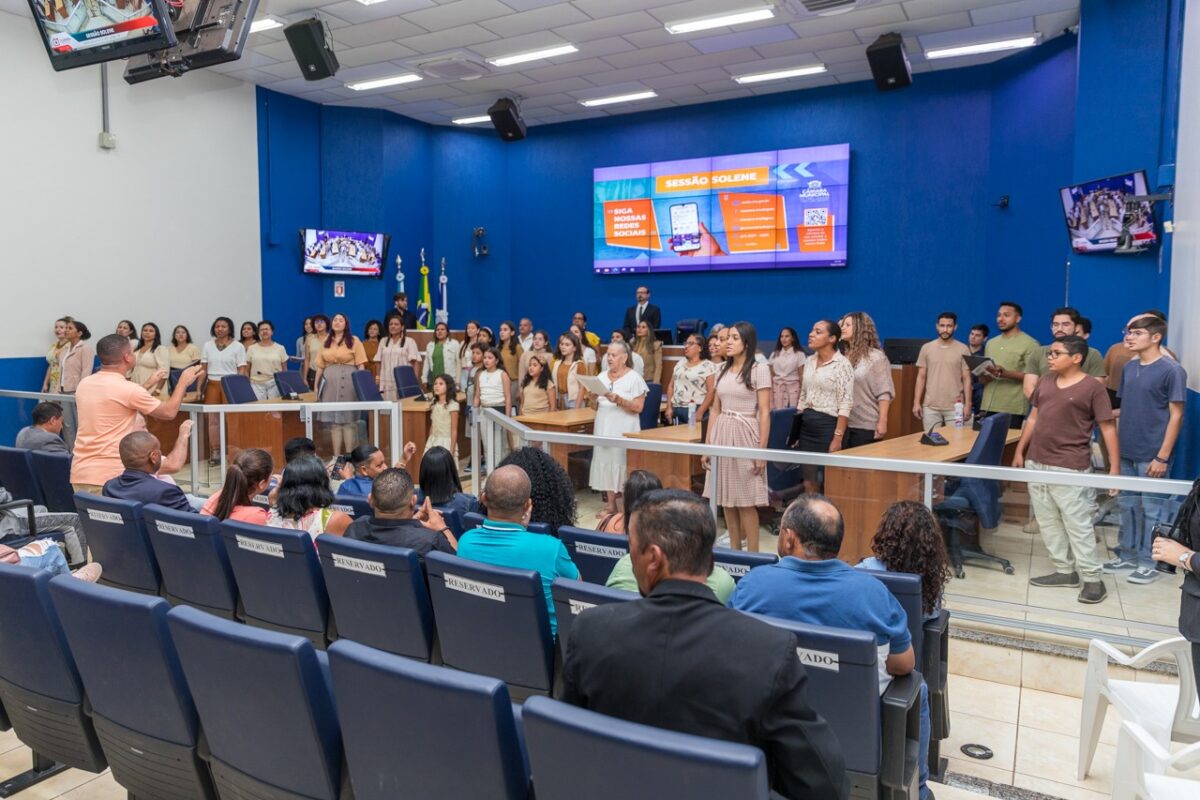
left=513, top=408, right=596, bottom=470
left=624, top=424, right=703, bottom=491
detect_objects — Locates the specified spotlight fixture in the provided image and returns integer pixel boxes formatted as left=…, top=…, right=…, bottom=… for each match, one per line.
left=249, top=16, right=285, bottom=34
left=452, top=114, right=492, bottom=125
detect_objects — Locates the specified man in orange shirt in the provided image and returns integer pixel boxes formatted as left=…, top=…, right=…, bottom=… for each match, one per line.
left=70, top=334, right=204, bottom=493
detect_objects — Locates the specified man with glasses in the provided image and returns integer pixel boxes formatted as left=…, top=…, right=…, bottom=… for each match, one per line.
left=1022, top=307, right=1105, bottom=399
left=1014, top=335, right=1120, bottom=604
left=1103, top=315, right=1187, bottom=584
left=622, top=285, right=661, bottom=338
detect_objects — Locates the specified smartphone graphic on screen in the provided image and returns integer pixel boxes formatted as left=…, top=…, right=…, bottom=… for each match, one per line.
left=669, top=202, right=702, bottom=253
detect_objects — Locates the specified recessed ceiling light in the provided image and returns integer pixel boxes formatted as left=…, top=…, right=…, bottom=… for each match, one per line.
left=452, top=115, right=492, bottom=125
left=733, top=64, right=827, bottom=84
left=665, top=7, right=775, bottom=35
left=579, top=90, right=658, bottom=108
left=345, top=73, right=423, bottom=91
left=249, top=16, right=285, bottom=34
left=487, top=44, right=578, bottom=67
left=924, top=35, right=1040, bottom=60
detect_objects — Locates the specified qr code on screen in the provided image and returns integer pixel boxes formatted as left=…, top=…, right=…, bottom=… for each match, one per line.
left=804, top=208, right=829, bottom=226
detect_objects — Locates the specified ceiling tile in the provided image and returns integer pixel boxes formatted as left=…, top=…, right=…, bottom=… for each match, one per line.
left=398, top=24, right=501, bottom=53
left=260, top=61, right=306, bottom=79
left=584, top=63, right=674, bottom=86
left=383, top=84, right=467, bottom=102
left=756, top=30, right=858, bottom=58
left=321, top=0, right=437, bottom=25
left=331, top=17, right=427, bottom=48
left=512, top=76, right=597, bottom=96
left=834, top=70, right=876, bottom=84
left=571, top=36, right=640, bottom=58
left=252, top=39, right=302, bottom=63
left=663, top=47, right=764, bottom=73
left=478, top=3, right=589, bottom=37
left=680, top=87, right=754, bottom=105
left=518, top=56, right=612, bottom=82
left=691, top=25, right=796, bottom=54
left=553, top=11, right=663, bottom=42
left=600, top=42, right=700, bottom=70
left=517, top=92, right=580, bottom=109
left=856, top=11, right=973, bottom=42
left=1035, top=9, right=1080, bottom=34
left=571, top=0, right=657, bottom=16
left=814, top=43, right=875, bottom=65
left=790, top=4, right=907, bottom=37
left=336, top=41, right=420, bottom=68
left=569, top=79, right=659, bottom=99
left=470, top=30, right=574, bottom=58
left=498, top=0, right=564, bottom=10
left=642, top=67, right=733, bottom=90
left=970, top=0, right=1076, bottom=26
left=724, top=52, right=826, bottom=77
left=404, top=0, right=515, bottom=32
left=749, top=75, right=836, bottom=94
left=917, top=16, right=1034, bottom=48
left=902, top=0, right=993, bottom=18
left=452, top=73, right=535, bottom=92
left=648, top=0, right=775, bottom=25
left=621, top=28, right=684, bottom=49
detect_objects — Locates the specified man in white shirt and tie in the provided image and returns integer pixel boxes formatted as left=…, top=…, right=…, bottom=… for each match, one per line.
left=623, top=286, right=661, bottom=337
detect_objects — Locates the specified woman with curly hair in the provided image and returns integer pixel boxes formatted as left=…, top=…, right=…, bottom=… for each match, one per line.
left=839, top=311, right=895, bottom=449
left=496, top=446, right=577, bottom=536
left=859, top=500, right=952, bottom=619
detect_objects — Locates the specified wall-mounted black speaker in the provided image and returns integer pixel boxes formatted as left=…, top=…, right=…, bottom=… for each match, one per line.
left=488, top=98, right=526, bottom=142
left=866, top=33, right=911, bottom=92
left=284, top=18, right=339, bottom=81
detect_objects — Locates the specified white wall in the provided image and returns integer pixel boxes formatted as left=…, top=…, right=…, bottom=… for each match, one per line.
left=0, top=10, right=261, bottom=359
left=1170, top=0, right=1200, bottom=389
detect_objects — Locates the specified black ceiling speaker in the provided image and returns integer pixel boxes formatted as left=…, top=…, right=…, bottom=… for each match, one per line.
left=284, top=18, right=339, bottom=82
left=866, top=33, right=912, bottom=91
left=488, top=98, right=526, bottom=142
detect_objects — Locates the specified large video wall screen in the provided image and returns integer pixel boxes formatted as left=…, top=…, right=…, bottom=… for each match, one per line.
left=593, top=143, right=849, bottom=274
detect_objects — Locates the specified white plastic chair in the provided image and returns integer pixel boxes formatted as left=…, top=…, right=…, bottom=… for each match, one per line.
left=1111, top=720, right=1200, bottom=800
left=1079, top=637, right=1199, bottom=780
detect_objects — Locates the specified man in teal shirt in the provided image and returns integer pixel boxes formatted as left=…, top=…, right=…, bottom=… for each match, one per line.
left=456, top=465, right=579, bottom=634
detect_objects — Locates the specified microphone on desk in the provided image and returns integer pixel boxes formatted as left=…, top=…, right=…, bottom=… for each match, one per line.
left=920, top=421, right=950, bottom=446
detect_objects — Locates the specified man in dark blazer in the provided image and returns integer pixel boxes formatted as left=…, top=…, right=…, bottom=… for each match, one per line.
left=622, top=285, right=661, bottom=336
left=389, top=292, right=419, bottom=330
left=559, top=489, right=847, bottom=800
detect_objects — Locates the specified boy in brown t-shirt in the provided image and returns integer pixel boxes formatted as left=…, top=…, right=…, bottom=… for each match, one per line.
left=1013, top=335, right=1119, bottom=604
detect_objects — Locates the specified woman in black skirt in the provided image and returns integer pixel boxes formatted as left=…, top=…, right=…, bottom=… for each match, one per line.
left=794, top=320, right=854, bottom=493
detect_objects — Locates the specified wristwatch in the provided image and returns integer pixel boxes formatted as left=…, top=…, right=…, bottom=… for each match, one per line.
left=1182, top=551, right=1195, bottom=569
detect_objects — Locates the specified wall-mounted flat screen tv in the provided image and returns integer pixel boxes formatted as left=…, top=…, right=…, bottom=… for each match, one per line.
left=1060, top=171, right=1157, bottom=254
left=28, top=0, right=177, bottom=71
left=301, top=229, right=388, bottom=277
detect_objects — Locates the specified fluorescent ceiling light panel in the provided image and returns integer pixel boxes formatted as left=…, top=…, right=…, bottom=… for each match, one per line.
left=665, top=7, right=775, bottom=35
left=487, top=44, right=578, bottom=67
left=924, top=35, right=1039, bottom=60
left=249, top=16, right=285, bottom=33
left=579, top=90, right=658, bottom=108
left=346, top=73, right=423, bottom=91
left=452, top=115, right=492, bottom=125
left=354, top=0, right=389, bottom=5
left=733, top=64, right=826, bottom=84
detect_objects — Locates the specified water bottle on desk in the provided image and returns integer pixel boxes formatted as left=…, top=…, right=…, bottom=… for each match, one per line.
left=687, top=402, right=697, bottom=429
left=953, top=400, right=964, bottom=428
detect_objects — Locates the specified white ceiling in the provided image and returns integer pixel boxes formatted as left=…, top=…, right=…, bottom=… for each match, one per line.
left=5, top=0, right=1079, bottom=127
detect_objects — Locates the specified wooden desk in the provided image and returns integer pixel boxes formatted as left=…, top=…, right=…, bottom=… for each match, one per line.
left=624, top=424, right=702, bottom=491
left=226, top=397, right=311, bottom=469
left=825, top=427, right=1021, bottom=563
left=888, top=364, right=922, bottom=439
left=513, top=408, right=595, bottom=471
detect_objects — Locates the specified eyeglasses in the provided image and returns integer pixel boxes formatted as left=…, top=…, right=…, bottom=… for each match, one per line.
left=1046, top=350, right=1071, bottom=359
left=1121, top=328, right=1148, bottom=338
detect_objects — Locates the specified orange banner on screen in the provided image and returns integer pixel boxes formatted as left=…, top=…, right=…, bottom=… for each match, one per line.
left=718, top=193, right=789, bottom=253
left=604, top=199, right=662, bottom=251
left=799, top=213, right=835, bottom=252
left=656, top=166, right=771, bottom=194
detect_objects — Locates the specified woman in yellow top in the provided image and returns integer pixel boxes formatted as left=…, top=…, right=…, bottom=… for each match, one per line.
left=130, top=323, right=170, bottom=398
left=303, top=314, right=329, bottom=389
left=167, top=325, right=202, bottom=400
left=552, top=331, right=586, bottom=409
left=314, top=313, right=368, bottom=455
left=631, top=320, right=662, bottom=384
left=41, top=316, right=71, bottom=393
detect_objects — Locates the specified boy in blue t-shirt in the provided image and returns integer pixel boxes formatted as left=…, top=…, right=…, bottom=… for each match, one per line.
left=1104, top=315, right=1187, bottom=583
left=730, top=494, right=930, bottom=800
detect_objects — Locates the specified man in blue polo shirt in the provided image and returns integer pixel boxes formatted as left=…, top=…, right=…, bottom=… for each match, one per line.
left=730, top=494, right=931, bottom=800
left=456, top=465, right=579, bottom=634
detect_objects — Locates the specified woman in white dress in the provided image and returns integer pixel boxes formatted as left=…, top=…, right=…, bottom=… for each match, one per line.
left=375, top=313, right=422, bottom=401
left=587, top=341, right=648, bottom=517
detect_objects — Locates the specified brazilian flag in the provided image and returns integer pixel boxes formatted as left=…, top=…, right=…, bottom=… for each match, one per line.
left=416, top=268, right=433, bottom=330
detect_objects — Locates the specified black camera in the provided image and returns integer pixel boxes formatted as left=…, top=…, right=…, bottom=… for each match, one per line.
left=332, top=453, right=352, bottom=476
left=1152, top=522, right=1190, bottom=574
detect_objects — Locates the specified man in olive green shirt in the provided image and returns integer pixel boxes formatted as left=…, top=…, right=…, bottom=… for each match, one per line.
left=1023, top=307, right=1106, bottom=396
left=979, top=301, right=1040, bottom=427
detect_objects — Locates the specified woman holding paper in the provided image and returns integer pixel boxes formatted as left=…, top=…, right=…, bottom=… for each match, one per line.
left=586, top=341, right=648, bottom=518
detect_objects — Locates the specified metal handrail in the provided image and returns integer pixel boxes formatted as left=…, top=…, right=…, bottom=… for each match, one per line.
left=475, top=408, right=1193, bottom=496
left=0, top=389, right=403, bottom=489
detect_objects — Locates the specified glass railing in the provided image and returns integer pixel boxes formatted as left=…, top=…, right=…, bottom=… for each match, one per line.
left=475, top=407, right=1193, bottom=649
